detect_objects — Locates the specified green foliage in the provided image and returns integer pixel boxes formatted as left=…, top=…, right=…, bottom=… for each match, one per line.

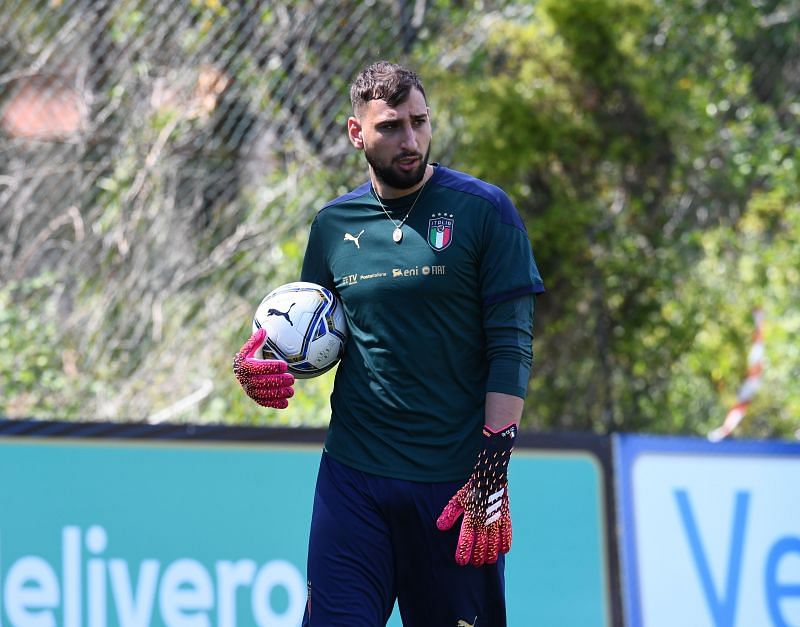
left=668, top=193, right=800, bottom=439
left=0, top=277, right=62, bottom=416
left=0, top=276, right=107, bottom=418
left=421, top=0, right=800, bottom=436
left=4, top=0, right=798, bottom=440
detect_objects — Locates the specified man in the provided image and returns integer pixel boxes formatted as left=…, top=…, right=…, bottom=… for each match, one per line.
left=234, top=61, right=544, bottom=626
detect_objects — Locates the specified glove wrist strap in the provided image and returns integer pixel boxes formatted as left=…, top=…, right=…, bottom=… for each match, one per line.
left=482, top=422, right=517, bottom=455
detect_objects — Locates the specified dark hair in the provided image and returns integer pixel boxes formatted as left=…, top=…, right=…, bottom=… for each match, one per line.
left=350, top=61, right=426, bottom=114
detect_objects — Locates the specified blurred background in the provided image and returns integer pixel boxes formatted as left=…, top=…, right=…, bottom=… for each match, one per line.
left=1, top=0, right=798, bottom=437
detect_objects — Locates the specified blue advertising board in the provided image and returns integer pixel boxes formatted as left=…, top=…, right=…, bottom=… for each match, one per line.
left=615, top=434, right=800, bottom=627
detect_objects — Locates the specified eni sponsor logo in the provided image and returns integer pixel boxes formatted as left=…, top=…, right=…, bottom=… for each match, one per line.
left=457, top=617, right=477, bottom=627
left=392, top=265, right=446, bottom=278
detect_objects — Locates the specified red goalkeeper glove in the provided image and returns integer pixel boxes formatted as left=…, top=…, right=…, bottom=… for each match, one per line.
left=436, top=423, right=517, bottom=566
left=232, top=328, right=295, bottom=409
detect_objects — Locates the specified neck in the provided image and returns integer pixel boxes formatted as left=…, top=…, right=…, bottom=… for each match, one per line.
left=371, top=164, right=433, bottom=200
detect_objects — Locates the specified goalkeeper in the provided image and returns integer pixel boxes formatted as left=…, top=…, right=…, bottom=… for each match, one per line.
left=234, top=61, right=544, bottom=626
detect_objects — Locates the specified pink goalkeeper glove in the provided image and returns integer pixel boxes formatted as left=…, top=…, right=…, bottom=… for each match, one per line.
left=436, top=423, right=517, bottom=566
left=232, top=328, right=295, bottom=409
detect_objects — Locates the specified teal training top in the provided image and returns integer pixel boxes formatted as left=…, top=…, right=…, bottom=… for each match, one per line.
left=301, top=164, right=545, bottom=481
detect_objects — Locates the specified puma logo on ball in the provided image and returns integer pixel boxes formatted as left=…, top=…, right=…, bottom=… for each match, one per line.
left=267, top=303, right=295, bottom=326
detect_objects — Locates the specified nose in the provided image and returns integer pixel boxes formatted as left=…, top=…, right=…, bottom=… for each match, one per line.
left=399, top=122, right=418, bottom=151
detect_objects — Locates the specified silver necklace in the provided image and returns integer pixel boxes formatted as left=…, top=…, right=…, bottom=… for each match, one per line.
left=373, top=179, right=428, bottom=244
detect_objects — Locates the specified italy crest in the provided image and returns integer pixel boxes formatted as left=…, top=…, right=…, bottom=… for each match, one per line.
left=428, top=215, right=454, bottom=251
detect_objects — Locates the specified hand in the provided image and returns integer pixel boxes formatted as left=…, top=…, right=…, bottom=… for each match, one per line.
left=436, top=423, right=517, bottom=566
left=232, top=328, right=295, bottom=409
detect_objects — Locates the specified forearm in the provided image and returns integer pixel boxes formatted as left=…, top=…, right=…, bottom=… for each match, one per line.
left=484, top=391, right=523, bottom=432
left=484, top=294, right=535, bottom=399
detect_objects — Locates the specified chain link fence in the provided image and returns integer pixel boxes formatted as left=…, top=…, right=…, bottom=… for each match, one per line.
left=1, top=0, right=435, bottom=281
left=2, top=0, right=798, bottom=429
left=0, top=0, right=455, bottom=421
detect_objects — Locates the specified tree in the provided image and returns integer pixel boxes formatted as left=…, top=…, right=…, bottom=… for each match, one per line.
left=419, top=0, right=799, bottom=436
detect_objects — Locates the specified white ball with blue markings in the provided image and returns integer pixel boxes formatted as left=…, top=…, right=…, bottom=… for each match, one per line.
left=252, top=281, right=347, bottom=379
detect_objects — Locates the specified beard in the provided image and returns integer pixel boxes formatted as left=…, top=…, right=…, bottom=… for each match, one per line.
left=364, top=144, right=430, bottom=191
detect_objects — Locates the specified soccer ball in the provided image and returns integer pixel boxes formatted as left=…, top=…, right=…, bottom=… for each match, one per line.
left=252, top=281, right=347, bottom=378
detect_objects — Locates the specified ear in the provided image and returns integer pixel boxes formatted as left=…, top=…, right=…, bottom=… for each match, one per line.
left=347, top=116, right=364, bottom=149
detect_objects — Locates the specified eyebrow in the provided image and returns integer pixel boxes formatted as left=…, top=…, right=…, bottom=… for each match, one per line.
left=379, top=113, right=428, bottom=123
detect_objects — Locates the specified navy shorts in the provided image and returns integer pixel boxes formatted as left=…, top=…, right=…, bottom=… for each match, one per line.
left=302, top=452, right=506, bottom=626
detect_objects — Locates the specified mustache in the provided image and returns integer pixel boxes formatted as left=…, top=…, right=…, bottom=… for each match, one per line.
left=393, top=152, right=422, bottom=162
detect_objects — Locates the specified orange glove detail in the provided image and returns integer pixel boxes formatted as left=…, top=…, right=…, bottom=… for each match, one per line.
left=232, top=328, right=295, bottom=409
left=436, top=423, right=516, bottom=566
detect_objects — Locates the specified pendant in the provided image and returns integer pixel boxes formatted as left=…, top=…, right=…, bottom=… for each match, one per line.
left=393, top=227, right=403, bottom=243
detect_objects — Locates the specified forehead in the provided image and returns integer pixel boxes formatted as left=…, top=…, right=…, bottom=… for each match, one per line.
left=359, top=87, right=428, bottom=122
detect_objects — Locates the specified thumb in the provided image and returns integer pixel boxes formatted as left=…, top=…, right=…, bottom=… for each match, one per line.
left=239, top=328, right=267, bottom=361
left=436, top=498, right=464, bottom=531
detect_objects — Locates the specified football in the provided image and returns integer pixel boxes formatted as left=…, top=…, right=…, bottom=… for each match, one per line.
left=252, top=281, right=347, bottom=378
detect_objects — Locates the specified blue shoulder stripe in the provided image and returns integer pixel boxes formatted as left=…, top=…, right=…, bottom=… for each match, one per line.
left=433, top=166, right=527, bottom=231
left=321, top=181, right=372, bottom=210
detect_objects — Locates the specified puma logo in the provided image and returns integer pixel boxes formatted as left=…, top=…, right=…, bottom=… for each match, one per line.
left=266, top=303, right=295, bottom=326
left=457, top=618, right=477, bottom=627
left=344, top=229, right=365, bottom=248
